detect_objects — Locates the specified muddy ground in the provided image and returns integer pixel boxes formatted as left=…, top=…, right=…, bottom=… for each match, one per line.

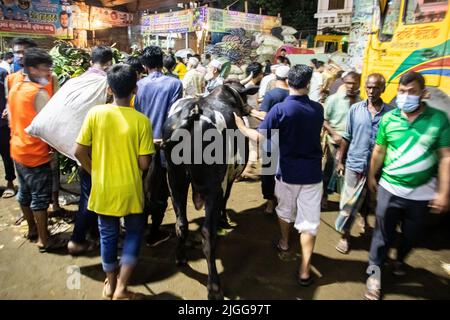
left=0, top=164, right=449, bottom=300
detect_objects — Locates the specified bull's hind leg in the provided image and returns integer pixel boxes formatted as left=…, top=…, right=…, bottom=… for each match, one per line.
left=219, top=180, right=237, bottom=230
left=167, top=163, right=190, bottom=266
left=202, top=188, right=224, bottom=300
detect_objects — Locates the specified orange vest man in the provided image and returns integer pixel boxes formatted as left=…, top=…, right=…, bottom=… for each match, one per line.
left=7, top=48, right=65, bottom=252
left=1, top=38, right=38, bottom=200
left=4, top=38, right=61, bottom=224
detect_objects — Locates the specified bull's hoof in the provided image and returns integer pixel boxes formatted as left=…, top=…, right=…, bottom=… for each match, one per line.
left=208, top=289, right=224, bottom=300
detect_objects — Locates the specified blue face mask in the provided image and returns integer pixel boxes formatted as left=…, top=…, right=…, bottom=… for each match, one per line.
left=396, top=94, right=420, bottom=113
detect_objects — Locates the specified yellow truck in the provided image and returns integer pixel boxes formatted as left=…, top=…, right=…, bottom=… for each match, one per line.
left=314, top=34, right=348, bottom=54
left=362, top=0, right=449, bottom=115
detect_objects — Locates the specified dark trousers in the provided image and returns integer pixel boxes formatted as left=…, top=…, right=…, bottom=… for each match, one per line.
left=368, top=186, right=429, bottom=267
left=71, top=168, right=98, bottom=243
left=261, top=151, right=276, bottom=200
left=145, top=150, right=170, bottom=233
left=261, top=174, right=275, bottom=200
left=0, top=126, right=15, bottom=182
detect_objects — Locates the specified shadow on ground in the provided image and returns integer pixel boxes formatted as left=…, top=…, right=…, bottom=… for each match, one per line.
left=78, top=202, right=450, bottom=300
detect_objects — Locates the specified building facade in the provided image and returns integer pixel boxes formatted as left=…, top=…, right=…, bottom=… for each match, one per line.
left=314, top=0, right=353, bottom=34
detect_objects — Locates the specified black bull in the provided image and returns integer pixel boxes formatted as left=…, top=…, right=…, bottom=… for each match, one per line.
left=144, top=83, right=259, bottom=299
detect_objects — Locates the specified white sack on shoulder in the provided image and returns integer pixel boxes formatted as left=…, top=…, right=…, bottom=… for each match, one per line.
left=26, top=71, right=108, bottom=161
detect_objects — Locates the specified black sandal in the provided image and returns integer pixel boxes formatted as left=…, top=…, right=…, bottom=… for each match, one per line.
left=295, top=273, right=314, bottom=287
left=297, top=276, right=313, bottom=287
left=272, top=239, right=289, bottom=253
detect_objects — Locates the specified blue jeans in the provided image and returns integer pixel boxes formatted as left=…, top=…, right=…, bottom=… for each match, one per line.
left=15, top=161, right=52, bottom=211
left=70, top=168, right=97, bottom=243
left=98, top=214, right=145, bottom=273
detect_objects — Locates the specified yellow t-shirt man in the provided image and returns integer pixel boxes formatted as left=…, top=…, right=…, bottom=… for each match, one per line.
left=77, top=105, right=155, bottom=217
left=174, top=62, right=187, bottom=80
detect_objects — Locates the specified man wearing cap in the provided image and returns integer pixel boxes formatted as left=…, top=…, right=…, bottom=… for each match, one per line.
left=182, top=57, right=205, bottom=97
left=204, top=59, right=226, bottom=95
left=260, top=65, right=290, bottom=114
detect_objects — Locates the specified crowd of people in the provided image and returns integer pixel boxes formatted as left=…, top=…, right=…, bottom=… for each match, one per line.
left=0, top=37, right=449, bottom=300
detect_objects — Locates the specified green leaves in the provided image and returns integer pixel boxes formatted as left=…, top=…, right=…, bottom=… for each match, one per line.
left=58, top=153, right=79, bottom=183
left=49, top=40, right=91, bottom=86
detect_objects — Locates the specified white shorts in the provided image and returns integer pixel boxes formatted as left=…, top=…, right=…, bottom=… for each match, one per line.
left=275, top=178, right=323, bottom=235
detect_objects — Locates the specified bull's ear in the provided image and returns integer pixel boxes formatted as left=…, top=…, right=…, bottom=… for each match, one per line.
left=243, top=86, right=259, bottom=96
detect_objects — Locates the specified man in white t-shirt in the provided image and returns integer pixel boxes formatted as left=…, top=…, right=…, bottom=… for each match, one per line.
left=258, top=64, right=280, bottom=101
left=309, top=60, right=325, bottom=103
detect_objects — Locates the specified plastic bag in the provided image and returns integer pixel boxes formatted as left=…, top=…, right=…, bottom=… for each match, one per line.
left=26, top=71, right=108, bottom=161
left=175, top=48, right=195, bottom=59
left=259, top=34, right=284, bottom=48
left=256, top=45, right=276, bottom=56
left=281, top=25, right=297, bottom=35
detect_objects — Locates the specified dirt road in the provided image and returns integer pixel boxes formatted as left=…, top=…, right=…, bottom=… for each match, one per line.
left=0, top=168, right=449, bottom=300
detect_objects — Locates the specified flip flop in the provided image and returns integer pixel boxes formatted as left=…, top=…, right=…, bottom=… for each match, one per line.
left=14, top=215, right=25, bottom=226
left=102, top=279, right=113, bottom=300
left=296, top=275, right=314, bottom=287
left=272, top=239, right=289, bottom=253
left=335, top=239, right=350, bottom=254
left=112, top=290, right=145, bottom=300
left=1, top=188, right=15, bottom=199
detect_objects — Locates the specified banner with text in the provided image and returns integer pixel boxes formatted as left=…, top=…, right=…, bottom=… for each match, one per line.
left=140, top=7, right=281, bottom=35
left=0, top=0, right=74, bottom=38
left=141, top=9, right=193, bottom=34
left=89, top=6, right=133, bottom=30
left=206, top=8, right=281, bottom=33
